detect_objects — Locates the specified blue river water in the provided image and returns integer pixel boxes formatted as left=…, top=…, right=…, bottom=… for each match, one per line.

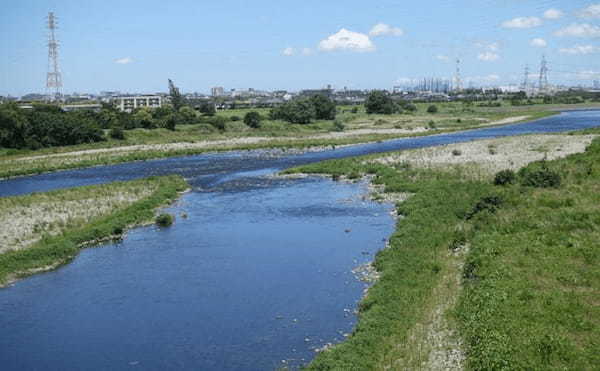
left=0, top=109, right=599, bottom=370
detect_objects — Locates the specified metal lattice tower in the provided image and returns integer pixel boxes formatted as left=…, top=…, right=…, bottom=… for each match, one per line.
left=454, top=58, right=463, bottom=92
left=538, top=55, right=549, bottom=93
left=521, top=65, right=530, bottom=92
left=46, top=12, right=62, bottom=101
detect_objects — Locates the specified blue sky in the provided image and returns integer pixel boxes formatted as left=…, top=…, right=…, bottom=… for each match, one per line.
left=1, top=0, right=599, bottom=96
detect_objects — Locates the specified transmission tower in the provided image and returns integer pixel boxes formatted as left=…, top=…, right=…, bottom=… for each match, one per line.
left=454, top=58, right=463, bottom=92
left=538, top=55, right=549, bottom=93
left=46, top=12, right=62, bottom=101
left=521, top=65, right=530, bottom=92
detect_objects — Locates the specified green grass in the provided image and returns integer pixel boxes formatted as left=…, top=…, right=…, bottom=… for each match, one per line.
left=285, top=158, right=497, bottom=369
left=284, top=136, right=600, bottom=370
left=0, top=175, right=188, bottom=286
left=456, top=139, right=600, bottom=370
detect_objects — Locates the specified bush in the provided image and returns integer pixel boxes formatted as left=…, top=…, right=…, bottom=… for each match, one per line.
left=206, top=116, right=228, bottom=131
left=427, top=105, right=438, bottom=114
left=109, top=127, right=125, bottom=140
left=466, top=195, right=503, bottom=220
left=519, top=164, right=561, bottom=188
left=199, top=102, right=216, bottom=116
left=428, top=120, right=436, bottom=129
left=494, top=169, right=516, bottom=186
left=452, top=149, right=462, bottom=156
left=309, top=94, right=336, bottom=120
left=155, top=213, right=174, bottom=227
left=243, top=111, right=261, bottom=128
left=333, top=119, right=345, bottom=132
left=230, top=115, right=241, bottom=121
left=403, top=103, right=417, bottom=112
left=365, top=91, right=398, bottom=114
left=270, top=98, right=315, bottom=124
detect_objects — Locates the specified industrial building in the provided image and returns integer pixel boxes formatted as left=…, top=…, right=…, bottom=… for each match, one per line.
left=116, top=95, right=162, bottom=112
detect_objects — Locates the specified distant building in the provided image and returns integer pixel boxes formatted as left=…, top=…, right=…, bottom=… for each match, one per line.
left=299, top=88, right=333, bottom=97
left=61, top=103, right=102, bottom=112
left=116, top=95, right=162, bottom=112
left=211, top=87, right=225, bottom=97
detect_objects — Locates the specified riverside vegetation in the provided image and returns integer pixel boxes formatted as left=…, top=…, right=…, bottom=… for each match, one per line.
left=0, top=175, right=187, bottom=287
left=284, top=131, right=599, bottom=370
left=2, top=96, right=584, bottom=178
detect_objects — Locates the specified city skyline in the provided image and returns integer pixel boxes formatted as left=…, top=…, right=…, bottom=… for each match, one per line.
left=2, top=0, right=600, bottom=96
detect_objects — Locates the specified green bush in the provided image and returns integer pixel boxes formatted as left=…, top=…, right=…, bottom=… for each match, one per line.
left=109, top=127, right=125, bottom=140
left=230, top=115, right=241, bottom=121
left=333, top=119, right=345, bottom=132
left=427, top=105, right=438, bottom=114
left=365, top=91, right=399, bottom=114
left=518, top=164, right=561, bottom=188
left=493, top=169, right=516, bottom=186
left=155, top=213, right=174, bottom=227
left=243, top=111, right=261, bottom=128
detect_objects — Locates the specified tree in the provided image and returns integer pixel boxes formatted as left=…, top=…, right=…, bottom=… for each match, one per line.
left=133, top=108, right=156, bottom=129
left=309, top=94, right=336, bottom=120
left=168, top=79, right=184, bottom=110
left=244, top=111, right=261, bottom=128
left=160, top=113, right=181, bottom=131
left=270, top=98, right=315, bottom=124
left=427, top=105, right=438, bottom=114
left=199, top=102, right=216, bottom=116
left=365, top=90, right=398, bottom=114
left=0, top=104, right=29, bottom=149
left=178, top=106, right=197, bottom=123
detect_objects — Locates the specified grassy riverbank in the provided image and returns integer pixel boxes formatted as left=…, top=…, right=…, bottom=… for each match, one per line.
left=284, top=134, right=599, bottom=369
left=0, top=175, right=187, bottom=287
left=0, top=103, right=560, bottom=179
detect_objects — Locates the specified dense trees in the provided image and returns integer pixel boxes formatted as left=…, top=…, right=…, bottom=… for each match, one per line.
left=365, top=90, right=399, bottom=114
left=0, top=103, right=104, bottom=149
left=270, top=95, right=336, bottom=124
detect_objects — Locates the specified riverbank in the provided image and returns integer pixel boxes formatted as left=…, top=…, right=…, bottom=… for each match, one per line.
left=0, top=108, right=554, bottom=179
left=0, top=175, right=188, bottom=287
left=284, top=133, right=599, bottom=369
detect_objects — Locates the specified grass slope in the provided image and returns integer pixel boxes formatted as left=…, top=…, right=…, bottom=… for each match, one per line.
left=0, top=175, right=188, bottom=287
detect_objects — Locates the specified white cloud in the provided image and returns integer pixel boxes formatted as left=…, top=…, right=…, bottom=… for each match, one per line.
left=369, top=23, right=404, bottom=37
left=501, top=16, right=542, bottom=29
left=301, top=48, right=312, bottom=56
left=543, top=8, right=563, bottom=19
left=559, top=45, right=600, bottom=54
left=554, top=23, right=600, bottom=38
left=318, top=28, right=375, bottom=52
left=115, top=57, right=133, bottom=64
left=436, top=54, right=450, bottom=61
left=282, top=47, right=295, bottom=56
left=475, top=41, right=500, bottom=51
left=478, top=52, right=500, bottom=61
left=573, top=70, right=600, bottom=79
left=530, top=38, right=547, bottom=47
left=576, top=4, right=600, bottom=19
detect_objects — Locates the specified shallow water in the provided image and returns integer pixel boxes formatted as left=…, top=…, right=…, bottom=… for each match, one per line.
left=0, top=177, right=394, bottom=370
left=0, top=110, right=599, bottom=370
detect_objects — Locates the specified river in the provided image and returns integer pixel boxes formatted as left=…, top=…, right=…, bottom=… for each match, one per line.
left=0, top=109, right=599, bottom=370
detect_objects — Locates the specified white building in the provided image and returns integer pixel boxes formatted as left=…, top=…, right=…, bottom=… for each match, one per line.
left=116, top=95, right=162, bottom=112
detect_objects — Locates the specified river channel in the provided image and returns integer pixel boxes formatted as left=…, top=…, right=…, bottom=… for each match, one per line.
left=0, top=109, right=599, bottom=370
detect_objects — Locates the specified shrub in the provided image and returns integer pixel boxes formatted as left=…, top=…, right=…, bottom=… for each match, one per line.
left=207, top=116, right=228, bottom=131
left=519, top=164, right=561, bottom=188
left=427, top=105, right=438, bottom=114
left=466, top=195, right=503, bottom=220
left=230, top=115, right=241, bottom=121
left=109, top=127, right=125, bottom=140
left=155, top=213, right=174, bottom=227
left=243, top=111, right=261, bottom=128
left=494, top=169, right=516, bottom=186
left=309, top=94, right=337, bottom=120
left=452, top=149, right=462, bottom=156
left=365, top=91, right=398, bottom=114
left=403, top=103, right=417, bottom=112
left=269, top=98, right=315, bottom=124
left=351, top=107, right=358, bottom=114
left=333, top=119, right=345, bottom=132
left=428, top=120, right=436, bottom=129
